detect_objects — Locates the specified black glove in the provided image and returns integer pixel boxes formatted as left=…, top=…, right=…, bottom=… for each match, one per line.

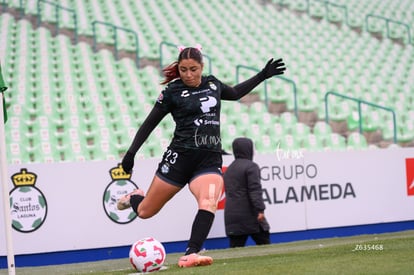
left=260, top=58, right=286, bottom=79
left=121, top=151, right=135, bottom=174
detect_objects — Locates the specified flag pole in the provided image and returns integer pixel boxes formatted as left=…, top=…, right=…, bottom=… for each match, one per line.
left=0, top=63, right=15, bottom=274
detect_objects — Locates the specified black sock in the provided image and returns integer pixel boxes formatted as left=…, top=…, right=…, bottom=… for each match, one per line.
left=130, top=194, right=144, bottom=215
left=185, top=209, right=215, bottom=255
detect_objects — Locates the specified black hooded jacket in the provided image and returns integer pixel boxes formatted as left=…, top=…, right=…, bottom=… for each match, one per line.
left=223, top=137, right=270, bottom=236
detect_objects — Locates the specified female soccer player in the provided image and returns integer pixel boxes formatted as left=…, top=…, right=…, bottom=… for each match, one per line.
left=118, top=45, right=285, bottom=267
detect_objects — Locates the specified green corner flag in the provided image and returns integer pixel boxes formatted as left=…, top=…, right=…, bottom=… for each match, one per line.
left=0, top=63, right=7, bottom=123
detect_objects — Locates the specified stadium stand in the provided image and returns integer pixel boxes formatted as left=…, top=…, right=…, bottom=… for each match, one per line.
left=0, top=0, right=413, bottom=164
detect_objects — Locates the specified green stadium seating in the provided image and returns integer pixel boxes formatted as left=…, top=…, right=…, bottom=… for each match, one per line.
left=1, top=0, right=414, bottom=164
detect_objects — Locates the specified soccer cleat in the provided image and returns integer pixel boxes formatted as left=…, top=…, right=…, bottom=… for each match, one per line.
left=178, top=253, right=213, bottom=267
left=117, top=189, right=144, bottom=210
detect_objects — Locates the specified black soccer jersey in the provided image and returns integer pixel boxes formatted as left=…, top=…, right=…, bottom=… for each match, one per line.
left=155, top=75, right=229, bottom=152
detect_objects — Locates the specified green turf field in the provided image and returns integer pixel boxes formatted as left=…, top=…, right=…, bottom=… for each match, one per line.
left=3, top=230, right=414, bottom=275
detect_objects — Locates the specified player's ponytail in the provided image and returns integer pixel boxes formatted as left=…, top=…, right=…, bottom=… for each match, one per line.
left=160, top=61, right=179, bottom=85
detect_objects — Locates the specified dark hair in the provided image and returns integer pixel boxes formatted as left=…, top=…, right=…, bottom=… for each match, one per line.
left=160, top=47, right=203, bottom=85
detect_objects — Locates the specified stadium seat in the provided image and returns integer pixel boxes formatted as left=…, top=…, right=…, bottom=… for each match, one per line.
left=347, top=132, right=368, bottom=150
left=397, top=123, right=414, bottom=144
left=279, top=112, right=298, bottom=133
left=322, top=133, right=346, bottom=151
left=278, top=134, right=299, bottom=151
left=255, top=134, right=276, bottom=154
left=347, top=111, right=360, bottom=132
left=362, top=110, right=381, bottom=133
left=221, top=123, right=241, bottom=153
left=269, top=122, right=286, bottom=138
left=328, top=101, right=351, bottom=122
left=298, top=92, right=318, bottom=113
left=291, top=122, right=311, bottom=146
left=313, top=121, right=332, bottom=136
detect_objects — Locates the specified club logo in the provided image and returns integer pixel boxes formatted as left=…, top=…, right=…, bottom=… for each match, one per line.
left=406, top=158, right=414, bottom=196
left=9, top=169, right=48, bottom=233
left=103, top=164, right=138, bottom=224
left=209, top=82, right=217, bottom=91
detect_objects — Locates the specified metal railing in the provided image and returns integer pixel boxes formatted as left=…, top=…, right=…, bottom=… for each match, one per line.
left=37, top=0, right=78, bottom=43
left=235, top=65, right=298, bottom=118
left=365, top=14, right=412, bottom=44
left=301, top=1, right=412, bottom=45
left=278, top=75, right=298, bottom=118
left=159, top=41, right=179, bottom=73
left=324, top=91, right=397, bottom=143
left=159, top=41, right=212, bottom=75
left=311, top=0, right=349, bottom=25
left=1, top=0, right=24, bottom=17
left=92, top=21, right=139, bottom=68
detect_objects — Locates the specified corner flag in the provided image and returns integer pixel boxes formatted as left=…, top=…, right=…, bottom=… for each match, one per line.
left=0, top=61, right=14, bottom=274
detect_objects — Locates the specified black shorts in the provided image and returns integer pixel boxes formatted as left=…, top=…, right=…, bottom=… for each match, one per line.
left=155, top=146, right=223, bottom=188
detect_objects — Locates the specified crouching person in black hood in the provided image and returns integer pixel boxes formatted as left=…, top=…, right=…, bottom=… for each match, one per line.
left=223, top=137, right=270, bottom=248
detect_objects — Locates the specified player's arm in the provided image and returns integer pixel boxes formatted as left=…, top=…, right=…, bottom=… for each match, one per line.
left=121, top=106, right=168, bottom=173
left=221, top=58, right=286, bottom=100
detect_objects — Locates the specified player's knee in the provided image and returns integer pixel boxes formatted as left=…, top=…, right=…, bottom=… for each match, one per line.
left=136, top=210, right=151, bottom=219
left=137, top=206, right=157, bottom=219
left=199, top=198, right=217, bottom=213
left=137, top=211, right=151, bottom=219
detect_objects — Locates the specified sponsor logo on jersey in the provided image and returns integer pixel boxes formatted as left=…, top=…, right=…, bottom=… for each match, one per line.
left=194, top=118, right=204, bottom=126
left=181, top=90, right=190, bottom=97
left=199, top=96, right=217, bottom=113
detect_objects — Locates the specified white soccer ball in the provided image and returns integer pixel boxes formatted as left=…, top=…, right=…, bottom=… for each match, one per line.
left=129, top=237, right=166, bottom=272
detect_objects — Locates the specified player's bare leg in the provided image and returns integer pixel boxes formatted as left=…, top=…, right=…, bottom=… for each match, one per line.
left=137, top=175, right=181, bottom=218
left=178, top=173, right=223, bottom=267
